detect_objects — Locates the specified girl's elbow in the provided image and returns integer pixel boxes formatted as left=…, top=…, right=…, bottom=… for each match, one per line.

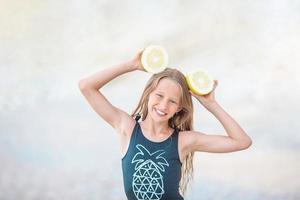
left=78, top=79, right=89, bottom=91
left=239, top=139, right=252, bottom=150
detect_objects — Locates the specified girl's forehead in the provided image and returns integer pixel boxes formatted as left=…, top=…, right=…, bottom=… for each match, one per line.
left=153, top=78, right=182, bottom=97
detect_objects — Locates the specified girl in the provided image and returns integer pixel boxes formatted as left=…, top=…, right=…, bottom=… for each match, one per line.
left=78, top=50, right=252, bottom=200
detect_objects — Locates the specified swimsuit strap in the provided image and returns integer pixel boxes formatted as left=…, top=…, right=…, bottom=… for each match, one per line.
left=134, top=114, right=141, bottom=122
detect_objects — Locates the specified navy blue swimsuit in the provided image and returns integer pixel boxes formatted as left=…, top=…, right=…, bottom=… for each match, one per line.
left=121, top=117, right=184, bottom=200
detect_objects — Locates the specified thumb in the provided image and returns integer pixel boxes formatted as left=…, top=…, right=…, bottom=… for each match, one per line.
left=214, top=80, right=218, bottom=86
left=213, top=80, right=218, bottom=89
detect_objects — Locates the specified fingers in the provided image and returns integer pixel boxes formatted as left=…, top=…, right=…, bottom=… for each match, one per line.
left=188, top=90, right=195, bottom=97
left=138, top=48, right=145, bottom=55
left=214, top=80, right=218, bottom=86
left=213, top=80, right=218, bottom=90
left=138, top=49, right=143, bottom=54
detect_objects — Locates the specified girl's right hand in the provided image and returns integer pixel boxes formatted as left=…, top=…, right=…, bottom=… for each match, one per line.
left=129, top=49, right=145, bottom=72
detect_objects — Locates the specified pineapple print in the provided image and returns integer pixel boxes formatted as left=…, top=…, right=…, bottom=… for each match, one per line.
left=131, top=144, right=169, bottom=200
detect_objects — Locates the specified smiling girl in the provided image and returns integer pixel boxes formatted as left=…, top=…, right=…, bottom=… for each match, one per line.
left=78, top=50, right=252, bottom=200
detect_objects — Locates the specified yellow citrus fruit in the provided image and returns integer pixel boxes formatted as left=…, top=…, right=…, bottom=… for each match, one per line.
left=141, top=45, right=168, bottom=73
left=186, top=69, right=215, bottom=95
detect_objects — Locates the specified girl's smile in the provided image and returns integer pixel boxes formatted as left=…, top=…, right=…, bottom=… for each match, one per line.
left=154, top=107, right=167, bottom=116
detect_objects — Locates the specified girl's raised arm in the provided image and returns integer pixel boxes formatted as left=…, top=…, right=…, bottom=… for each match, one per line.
left=78, top=51, right=144, bottom=134
left=183, top=81, right=252, bottom=154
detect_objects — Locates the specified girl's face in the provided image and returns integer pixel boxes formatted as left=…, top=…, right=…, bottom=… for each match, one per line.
left=147, top=78, right=182, bottom=122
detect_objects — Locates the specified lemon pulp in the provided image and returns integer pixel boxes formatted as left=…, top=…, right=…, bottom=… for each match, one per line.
left=141, top=45, right=168, bottom=73
left=186, top=69, right=214, bottom=95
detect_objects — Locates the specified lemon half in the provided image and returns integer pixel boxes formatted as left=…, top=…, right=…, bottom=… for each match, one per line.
left=141, top=45, right=168, bottom=73
left=186, top=69, right=214, bottom=95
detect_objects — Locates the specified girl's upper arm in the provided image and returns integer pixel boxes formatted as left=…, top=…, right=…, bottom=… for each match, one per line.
left=185, top=131, right=251, bottom=153
left=79, top=86, right=134, bottom=134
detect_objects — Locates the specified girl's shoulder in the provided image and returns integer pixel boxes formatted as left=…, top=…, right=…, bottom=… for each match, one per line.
left=116, top=114, right=136, bottom=137
left=178, top=130, right=195, bottom=162
left=178, top=130, right=203, bottom=140
left=178, top=130, right=202, bottom=154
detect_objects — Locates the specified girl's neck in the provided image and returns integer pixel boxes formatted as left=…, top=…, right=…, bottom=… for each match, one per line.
left=141, top=117, right=171, bottom=136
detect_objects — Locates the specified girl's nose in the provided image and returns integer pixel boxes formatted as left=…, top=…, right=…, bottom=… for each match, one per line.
left=159, top=100, right=168, bottom=111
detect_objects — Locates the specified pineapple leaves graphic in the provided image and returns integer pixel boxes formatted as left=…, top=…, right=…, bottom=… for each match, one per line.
left=131, top=144, right=169, bottom=200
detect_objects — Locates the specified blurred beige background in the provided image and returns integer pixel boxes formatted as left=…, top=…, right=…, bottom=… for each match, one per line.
left=1, top=0, right=300, bottom=199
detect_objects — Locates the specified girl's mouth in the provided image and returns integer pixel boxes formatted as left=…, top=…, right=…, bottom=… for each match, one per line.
left=154, top=108, right=167, bottom=117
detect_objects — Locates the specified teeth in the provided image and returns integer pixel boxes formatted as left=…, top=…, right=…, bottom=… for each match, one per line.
left=155, top=108, right=166, bottom=115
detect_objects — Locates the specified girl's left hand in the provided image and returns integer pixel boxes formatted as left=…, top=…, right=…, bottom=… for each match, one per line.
left=189, top=80, right=218, bottom=109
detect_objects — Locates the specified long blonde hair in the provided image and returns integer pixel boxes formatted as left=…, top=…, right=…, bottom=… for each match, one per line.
left=131, top=68, right=195, bottom=195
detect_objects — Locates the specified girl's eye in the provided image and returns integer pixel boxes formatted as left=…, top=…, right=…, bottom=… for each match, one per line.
left=156, top=94, right=163, bottom=98
left=170, top=100, right=177, bottom=104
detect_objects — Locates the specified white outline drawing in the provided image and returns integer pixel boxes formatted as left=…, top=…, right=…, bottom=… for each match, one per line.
left=131, top=144, right=169, bottom=200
